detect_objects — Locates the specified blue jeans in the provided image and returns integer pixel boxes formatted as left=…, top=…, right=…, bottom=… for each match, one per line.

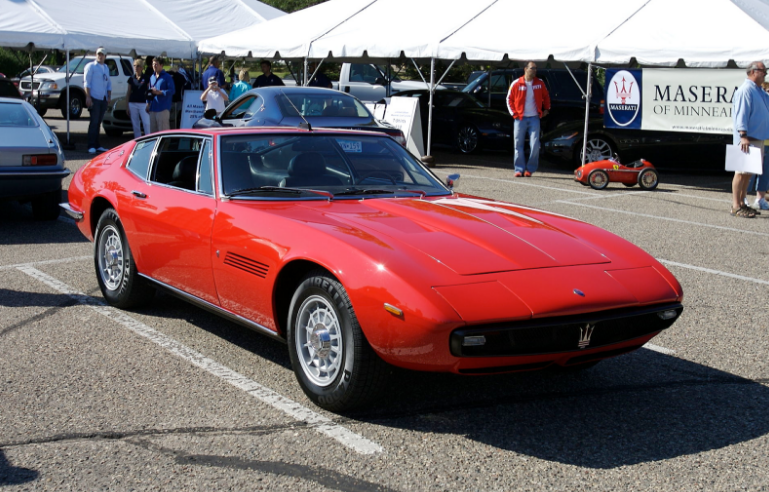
left=748, top=148, right=769, bottom=193
left=514, top=116, right=540, bottom=173
left=87, top=98, right=108, bottom=149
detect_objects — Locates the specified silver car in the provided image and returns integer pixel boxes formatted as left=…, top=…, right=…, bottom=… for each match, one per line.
left=0, top=97, right=68, bottom=220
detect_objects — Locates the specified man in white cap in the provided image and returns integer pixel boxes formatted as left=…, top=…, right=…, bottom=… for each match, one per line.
left=84, top=47, right=112, bottom=153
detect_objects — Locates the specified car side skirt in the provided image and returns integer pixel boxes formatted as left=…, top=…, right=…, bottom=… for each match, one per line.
left=138, top=273, right=286, bottom=343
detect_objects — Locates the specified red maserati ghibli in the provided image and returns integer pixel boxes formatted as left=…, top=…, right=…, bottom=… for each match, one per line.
left=63, top=127, right=683, bottom=411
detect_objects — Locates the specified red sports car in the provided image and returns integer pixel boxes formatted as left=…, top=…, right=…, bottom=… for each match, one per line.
left=63, top=127, right=683, bottom=411
left=575, top=158, right=659, bottom=190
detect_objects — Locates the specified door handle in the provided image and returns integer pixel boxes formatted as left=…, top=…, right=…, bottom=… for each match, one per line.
left=131, top=190, right=147, bottom=199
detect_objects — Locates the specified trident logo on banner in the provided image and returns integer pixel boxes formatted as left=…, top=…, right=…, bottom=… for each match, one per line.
left=613, top=77, right=634, bottom=105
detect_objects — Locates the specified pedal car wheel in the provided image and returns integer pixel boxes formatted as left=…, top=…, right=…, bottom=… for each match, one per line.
left=638, top=168, right=659, bottom=190
left=588, top=169, right=609, bottom=190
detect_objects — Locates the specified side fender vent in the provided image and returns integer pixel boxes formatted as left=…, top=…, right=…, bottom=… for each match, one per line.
left=224, top=252, right=269, bottom=278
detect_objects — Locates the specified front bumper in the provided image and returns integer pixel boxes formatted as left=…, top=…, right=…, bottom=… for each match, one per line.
left=103, top=108, right=133, bottom=133
left=22, top=89, right=62, bottom=110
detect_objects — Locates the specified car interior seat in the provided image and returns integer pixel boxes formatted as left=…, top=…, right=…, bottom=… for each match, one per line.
left=167, top=155, right=199, bottom=191
left=279, top=152, right=342, bottom=188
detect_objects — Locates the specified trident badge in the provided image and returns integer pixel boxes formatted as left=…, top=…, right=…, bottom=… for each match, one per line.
left=613, top=77, right=634, bottom=104
left=578, top=323, right=595, bottom=349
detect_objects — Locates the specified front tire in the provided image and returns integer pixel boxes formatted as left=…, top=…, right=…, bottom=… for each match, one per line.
left=588, top=169, right=609, bottom=190
left=456, top=124, right=479, bottom=154
left=60, top=93, right=84, bottom=119
left=94, top=208, right=154, bottom=308
left=287, top=271, right=389, bottom=412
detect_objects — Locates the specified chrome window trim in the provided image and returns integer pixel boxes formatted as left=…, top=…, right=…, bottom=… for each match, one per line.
left=126, top=137, right=160, bottom=180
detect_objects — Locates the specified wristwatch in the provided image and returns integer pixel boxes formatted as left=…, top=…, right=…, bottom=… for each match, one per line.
left=740, top=132, right=747, bottom=138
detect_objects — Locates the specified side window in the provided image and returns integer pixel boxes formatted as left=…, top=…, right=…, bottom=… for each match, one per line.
left=106, top=60, right=119, bottom=77
left=127, top=139, right=158, bottom=179
left=150, top=136, right=203, bottom=191
left=489, top=74, right=508, bottom=93
left=222, top=95, right=259, bottom=120
left=120, top=59, right=133, bottom=76
left=198, top=140, right=214, bottom=195
left=350, top=64, right=380, bottom=84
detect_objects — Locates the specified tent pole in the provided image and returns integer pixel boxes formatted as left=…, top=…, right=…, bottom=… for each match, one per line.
left=303, top=58, right=308, bottom=86
left=580, top=63, right=593, bottom=167
left=64, top=50, right=73, bottom=149
left=427, top=58, right=435, bottom=158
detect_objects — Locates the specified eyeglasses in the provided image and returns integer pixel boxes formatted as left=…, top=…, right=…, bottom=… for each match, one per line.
left=753, top=68, right=768, bottom=74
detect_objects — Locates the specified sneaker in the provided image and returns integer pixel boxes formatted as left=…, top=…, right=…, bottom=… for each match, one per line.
left=96, top=147, right=109, bottom=152
left=88, top=148, right=97, bottom=154
left=524, top=171, right=532, bottom=177
left=514, top=171, right=523, bottom=177
left=754, top=197, right=769, bottom=210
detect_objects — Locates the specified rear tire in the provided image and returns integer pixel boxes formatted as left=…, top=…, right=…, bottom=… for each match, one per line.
left=287, top=270, right=389, bottom=412
left=94, top=208, right=155, bottom=308
left=31, top=189, right=60, bottom=221
left=638, top=168, right=659, bottom=190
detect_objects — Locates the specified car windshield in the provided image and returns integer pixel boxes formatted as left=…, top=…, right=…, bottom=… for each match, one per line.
left=219, top=133, right=449, bottom=198
left=58, top=58, right=92, bottom=74
left=276, top=93, right=371, bottom=118
left=0, top=102, right=37, bottom=127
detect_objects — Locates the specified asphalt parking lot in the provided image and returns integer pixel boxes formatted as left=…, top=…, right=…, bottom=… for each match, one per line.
left=1, top=114, right=768, bottom=491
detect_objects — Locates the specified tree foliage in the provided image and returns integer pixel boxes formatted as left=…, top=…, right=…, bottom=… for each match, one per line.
left=261, top=0, right=327, bottom=13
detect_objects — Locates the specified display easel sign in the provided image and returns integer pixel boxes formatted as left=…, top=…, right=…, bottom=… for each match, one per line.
left=180, top=90, right=205, bottom=129
left=383, top=97, right=424, bottom=157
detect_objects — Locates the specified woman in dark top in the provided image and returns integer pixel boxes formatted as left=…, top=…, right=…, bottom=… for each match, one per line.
left=126, top=58, right=151, bottom=138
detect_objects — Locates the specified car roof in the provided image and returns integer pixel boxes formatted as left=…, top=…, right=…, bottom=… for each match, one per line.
left=0, top=96, right=24, bottom=103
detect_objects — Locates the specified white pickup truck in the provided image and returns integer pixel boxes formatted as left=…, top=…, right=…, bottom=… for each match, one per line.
left=18, top=55, right=133, bottom=119
left=284, top=63, right=441, bottom=102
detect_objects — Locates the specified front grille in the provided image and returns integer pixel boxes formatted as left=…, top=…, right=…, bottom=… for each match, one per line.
left=223, top=252, right=269, bottom=278
left=114, top=110, right=129, bottom=121
left=450, top=303, right=682, bottom=357
left=21, top=81, right=41, bottom=90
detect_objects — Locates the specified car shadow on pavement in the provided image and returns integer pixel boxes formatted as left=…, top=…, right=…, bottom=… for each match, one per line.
left=347, top=349, right=769, bottom=469
left=0, top=203, right=87, bottom=245
left=0, top=449, right=38, bottom=486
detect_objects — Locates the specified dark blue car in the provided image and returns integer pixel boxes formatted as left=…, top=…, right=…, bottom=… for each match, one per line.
left=194, top=86, right=405, bottom=145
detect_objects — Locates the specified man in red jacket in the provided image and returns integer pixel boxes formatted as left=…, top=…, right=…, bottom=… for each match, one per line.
left=507, top=62, right=551, bottom=177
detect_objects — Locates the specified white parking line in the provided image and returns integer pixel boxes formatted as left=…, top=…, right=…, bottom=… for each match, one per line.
left=16, top=266, right=384, bottom=456
left=658, top=259, right=769, bottom=286
left=643, top=343, right=676, bottom=355
left=454, top=173, right=599, bottom=196
left=557, top=200, right=769, bottom=237
left=0, top=255, right=91, bottom=271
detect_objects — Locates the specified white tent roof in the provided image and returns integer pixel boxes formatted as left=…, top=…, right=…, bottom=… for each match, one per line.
left=198, top=0, right=376, bottom=59
left=0, top=0, right=285, bottom=58
left=435, top=0, right=648, bottom=63
left=307, top=0, right=498, bottom=60
left=595, top=0, right=769, bottom=67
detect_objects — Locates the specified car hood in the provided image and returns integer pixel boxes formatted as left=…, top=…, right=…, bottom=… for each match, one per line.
left=283, top=196, right=610, bottom=275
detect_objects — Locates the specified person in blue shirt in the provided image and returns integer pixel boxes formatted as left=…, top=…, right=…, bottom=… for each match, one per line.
left=146, top=56, right=175, bottom=133
left=229, top=69, right=252, bottom=101
left=202, top=56, right=226, bottom=90
left=307, top=62, right=332, bottom=88
left=732, top=61, right=769, bottom=218
left=253, top=61, right=284, bottom=88
left=84, top=47, right=112, bottom=153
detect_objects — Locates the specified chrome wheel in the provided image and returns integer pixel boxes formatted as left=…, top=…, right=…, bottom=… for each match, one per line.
left=588, top=169, right=609, bottom=190
left=457, top=125, right=479, bottom=154
left=638, top=168, right=659, bottom=190
left=97, top=224, right=124, bottom=291
left=295, top=294, right=343, bottom=387
left=581, top=137, right=613, bottom=163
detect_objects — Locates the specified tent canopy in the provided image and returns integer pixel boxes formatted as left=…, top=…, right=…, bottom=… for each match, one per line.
left=0, top=0, right=285, bottom=58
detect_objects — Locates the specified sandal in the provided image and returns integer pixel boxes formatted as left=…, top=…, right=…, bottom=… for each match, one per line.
left=731, top=205, right=756, bottom=218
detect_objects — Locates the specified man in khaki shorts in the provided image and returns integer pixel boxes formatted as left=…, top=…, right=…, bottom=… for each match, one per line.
left=732, top=61, right=769, bottom=218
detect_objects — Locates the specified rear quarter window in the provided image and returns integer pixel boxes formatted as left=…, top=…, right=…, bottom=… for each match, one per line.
left=127, top=139, right=157, bottom=179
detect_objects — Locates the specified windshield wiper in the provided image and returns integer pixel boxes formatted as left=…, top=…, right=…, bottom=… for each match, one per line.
left=228, top=186, right=332, bottom=199
left=334, top=188, right=426, bottom=197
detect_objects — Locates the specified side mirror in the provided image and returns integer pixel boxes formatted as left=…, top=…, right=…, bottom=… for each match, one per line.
left=204, top=108, right=217, bottom=119
left=446, top=173, right=460, bottom=190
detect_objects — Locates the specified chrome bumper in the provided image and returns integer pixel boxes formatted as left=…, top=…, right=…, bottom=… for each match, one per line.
left=59, top=203, right=84, bottom=222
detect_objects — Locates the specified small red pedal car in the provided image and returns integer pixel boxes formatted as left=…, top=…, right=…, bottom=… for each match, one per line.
left=575, top=158, right=659, bottom=190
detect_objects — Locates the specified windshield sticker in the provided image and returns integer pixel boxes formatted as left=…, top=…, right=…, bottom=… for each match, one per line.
left=337, top=139, right=363, bottom=153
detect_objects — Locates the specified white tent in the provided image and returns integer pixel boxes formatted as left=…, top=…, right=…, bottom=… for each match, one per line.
left=0, top=0, right=285, bottom=58
left=198, top=0, right=377, bottom=59
left=595, top=0, right=769, bottom=67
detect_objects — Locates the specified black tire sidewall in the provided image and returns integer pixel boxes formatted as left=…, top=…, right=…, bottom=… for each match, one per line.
left=287, top=274, right=359, bottom=411
left=94, top=209, right=139, bottom=307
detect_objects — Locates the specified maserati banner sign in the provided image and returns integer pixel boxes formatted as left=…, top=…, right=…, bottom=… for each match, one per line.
left=604, top=69, right=745, bottom=135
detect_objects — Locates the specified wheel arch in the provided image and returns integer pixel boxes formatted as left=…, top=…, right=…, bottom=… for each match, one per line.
left=59, top=87, right=85, bottom=106
left=273, top=259, right=337, bottom=337
left=89, top=196, right=115, bottom=237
